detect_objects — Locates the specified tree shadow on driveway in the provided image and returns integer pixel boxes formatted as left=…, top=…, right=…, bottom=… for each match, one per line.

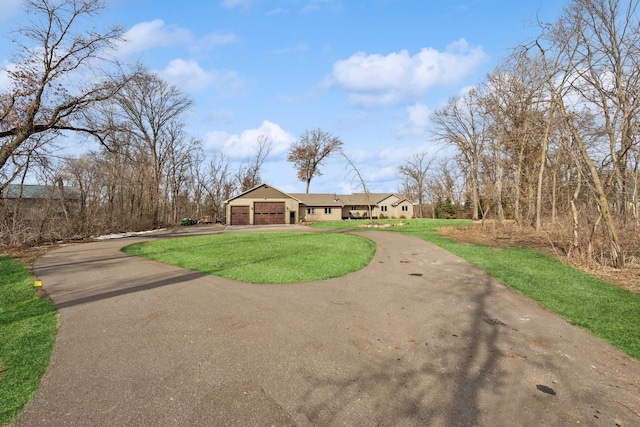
left=294, top=276, right=519, bottom=426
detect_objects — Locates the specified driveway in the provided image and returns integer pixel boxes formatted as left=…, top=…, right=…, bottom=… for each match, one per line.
left=13, top=225, right=640, bottom=426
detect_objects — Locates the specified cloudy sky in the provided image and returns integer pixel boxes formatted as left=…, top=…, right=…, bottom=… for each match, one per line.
left=1, top=0, right=565, bottom=194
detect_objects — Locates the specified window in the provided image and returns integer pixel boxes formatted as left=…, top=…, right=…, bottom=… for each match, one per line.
left=307, top=207, right=315, bottom=214
left=402, top=205, right=409, bottom=212
left=351, top=206, right=356, bottom=210
left=381, top=205, right=387, bottom=212
left=324, top=207, right=332, bottom=214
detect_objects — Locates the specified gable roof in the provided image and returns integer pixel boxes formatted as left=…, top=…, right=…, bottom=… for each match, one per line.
left=224, top=183, right=300, bottom=203
left=224, top=183, right=413, bottom=206
left=390, top=197, right=412, bottom=207
left=289, top=193, right=343, bottom=206
left=292, top=192, right=410, bottom=207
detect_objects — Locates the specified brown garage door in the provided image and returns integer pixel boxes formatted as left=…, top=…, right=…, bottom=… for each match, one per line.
left=230, top=205, right=249, bottom=225
left=254, top=202, right=285, bottom=225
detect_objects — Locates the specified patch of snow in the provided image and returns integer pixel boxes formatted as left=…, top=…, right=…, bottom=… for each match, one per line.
left=94, top=229, right=165, bottom=240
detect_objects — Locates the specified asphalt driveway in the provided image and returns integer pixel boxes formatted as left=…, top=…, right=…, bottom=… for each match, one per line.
left=13, top=225, right=640, bottom=426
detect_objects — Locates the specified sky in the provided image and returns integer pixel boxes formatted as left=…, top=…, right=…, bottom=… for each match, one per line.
left=0, top=0, right=567, bottom=195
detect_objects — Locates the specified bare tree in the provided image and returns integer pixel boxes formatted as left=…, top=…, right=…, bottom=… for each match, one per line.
left=396, top=151, right=434, bottom=218
left=426, top=157, right=465, bottom=219
left=111, top=70, right=193, bottom=226
left=287, top=128, right=343, bottom=193
left=237, top=135, right=273, bottom=191
left=483, top=51, right=547, bottom=226
left=0, top=0, right=129, bottom=191
left=432, top=88, right=487, bottom=221
left=198, top=152, right=236, bottom=223
left=165, top=133, right=201, bottom=224
left=340, top=149, right=373, bottom=221
left=534, top=0, right=640, bottom=267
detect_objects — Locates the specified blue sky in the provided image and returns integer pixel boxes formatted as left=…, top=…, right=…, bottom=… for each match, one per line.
left=1, top=0, right=566, bottom=194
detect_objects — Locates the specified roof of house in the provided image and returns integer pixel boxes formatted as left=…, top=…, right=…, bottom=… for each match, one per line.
left=225, top=183, right=413, bottom=207
left=1, top=184, right=79, bottom=200
left=291, top=193, right=407, bottom=207
left=289, top=193, right=343, bottom=206
left=224, top=183, right=296, bottom=203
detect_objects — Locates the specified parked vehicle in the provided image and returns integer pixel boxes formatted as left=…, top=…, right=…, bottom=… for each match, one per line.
left=180, top=217, right=197, bottom=226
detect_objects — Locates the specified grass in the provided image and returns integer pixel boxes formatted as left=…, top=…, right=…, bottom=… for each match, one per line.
left=124, top=232, right=376, bottom=284
left=311, top=219, right=640, bottom=360
left=0, top=257, right=58, bottom=425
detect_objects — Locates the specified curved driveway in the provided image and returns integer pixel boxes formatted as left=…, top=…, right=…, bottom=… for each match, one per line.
left=14, top=225, right=640, bottom=426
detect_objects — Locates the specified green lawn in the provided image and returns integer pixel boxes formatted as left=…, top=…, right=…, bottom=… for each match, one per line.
left=311, top=219, right=640, bottom=360
left=3, top=219, right=638, bottom=426
left=0, top=257, right=57, bottom=425
left=124, top=232, right=376, bottom=284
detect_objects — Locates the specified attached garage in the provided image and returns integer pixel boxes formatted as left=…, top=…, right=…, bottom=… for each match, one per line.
left=254, top=202, right=285, bottom=225
left=224, top=184, right=300, bottom=226
left=230, top=205, right=249, bottom=225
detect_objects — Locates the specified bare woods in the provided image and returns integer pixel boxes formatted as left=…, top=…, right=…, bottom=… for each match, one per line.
left=425, top=0, right=640, bottom=269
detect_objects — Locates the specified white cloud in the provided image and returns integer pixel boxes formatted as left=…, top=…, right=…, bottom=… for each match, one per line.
left=204, top=121, right=295, bottom=159
left=327, top=39, right=488, bottom=107
left=118, top=20, right=239, bottom=56
left=118, top=20, right=192, bottom=56
left=396, top=102, right=431, bottom=137
left=158, top=58, right=246, bottom=95
left=366, top=165, right=398, bottom=183
left=0, top=0, right=21, bottom=22
left=377, top=145, right=423, bottom=165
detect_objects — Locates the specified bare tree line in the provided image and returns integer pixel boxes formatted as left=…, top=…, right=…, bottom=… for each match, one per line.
left=0, top=0, right=279, bottom=245
left=397, top=0, right=640, bottom=268
left=4, top=0, right=640, bottom=270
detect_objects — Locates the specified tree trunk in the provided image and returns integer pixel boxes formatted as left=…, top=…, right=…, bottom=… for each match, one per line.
left=536, top=102, right=555, bottom=232
left=568, top=117, right=624, bottom=268
left=471, top=158, right=480, bottom=221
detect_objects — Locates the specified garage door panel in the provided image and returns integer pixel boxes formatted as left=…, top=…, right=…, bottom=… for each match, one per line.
left=230, top=205, right=249, bottom=225
left=254, top=202, right=285, bottom=225
left=254, top=202, right=285, bottom=214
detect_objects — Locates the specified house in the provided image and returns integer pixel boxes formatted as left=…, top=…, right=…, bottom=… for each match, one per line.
left=1, top=184, right=81, bottom=229
left=224, top=183, right=413, bottom=225
left=1, top=184, right=79, bottom=207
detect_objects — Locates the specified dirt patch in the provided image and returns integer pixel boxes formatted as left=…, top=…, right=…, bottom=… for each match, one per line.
left=2, top=245, right=55, bottom=272
left=438, top=223, right=640, bottom=295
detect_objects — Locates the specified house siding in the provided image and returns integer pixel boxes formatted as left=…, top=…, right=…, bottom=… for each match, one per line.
left=300, top=206, right=342, bottom=222
left=224, top=184, right=414, bottom=224
left=377, top=195, right=414, bottom=219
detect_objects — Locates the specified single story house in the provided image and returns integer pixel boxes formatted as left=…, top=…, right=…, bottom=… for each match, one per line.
left=1, top=184, right=79, bottom=208
left=224, top=183, right=413, bottom=225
